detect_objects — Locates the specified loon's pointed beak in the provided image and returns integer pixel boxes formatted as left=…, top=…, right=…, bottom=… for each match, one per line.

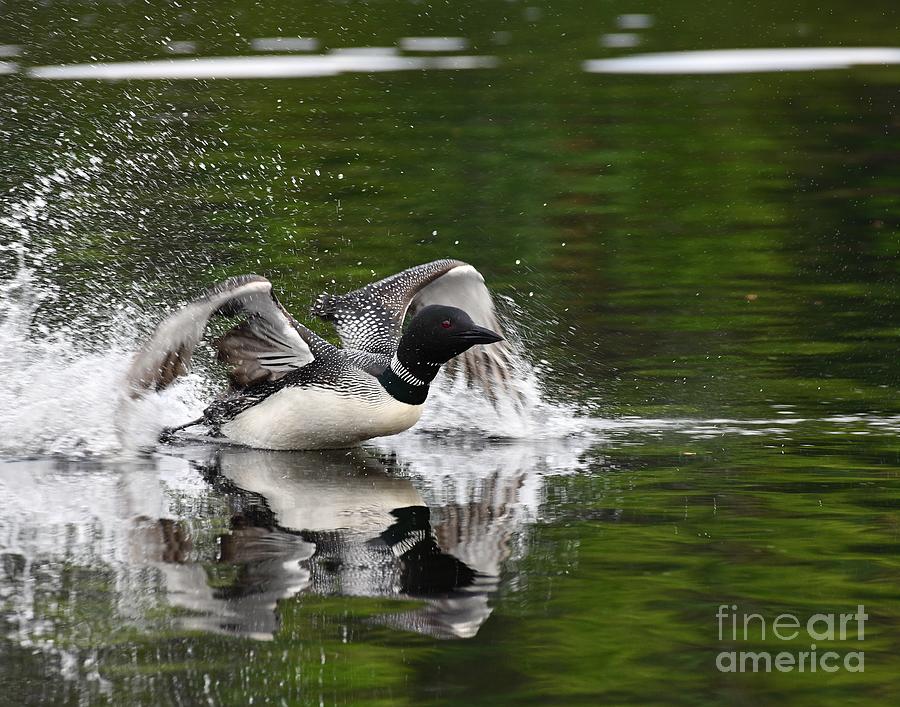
left=455, top=324, right=504, bottom=345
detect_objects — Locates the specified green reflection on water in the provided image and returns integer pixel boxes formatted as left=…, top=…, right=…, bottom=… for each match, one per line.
left=2, top=0, right=900, bottom=704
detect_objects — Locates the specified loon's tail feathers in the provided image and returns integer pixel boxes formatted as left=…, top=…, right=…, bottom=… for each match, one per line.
left=125, top=275, right=322, bottom=398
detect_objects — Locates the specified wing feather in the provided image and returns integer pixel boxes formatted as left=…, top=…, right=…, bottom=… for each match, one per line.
left=312, top=260, right=524, bottom=406
left=310, top=259, right=465, bottom=354
left=126, top=275, right=319, bottom=396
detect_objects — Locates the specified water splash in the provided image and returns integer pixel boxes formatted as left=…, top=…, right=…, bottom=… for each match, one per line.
left=0, top=150, right=584, bottom=456
left=0, top=262, right=208, bottom=457
left=0, top=140, right=214, bottom=457
left=0, top=264, right=585, bottom=456
left=413, top=293, right=597, bottom=440
left=0, top=244, right=844, bottom=457
left=417, top=363, right=593, bottom=440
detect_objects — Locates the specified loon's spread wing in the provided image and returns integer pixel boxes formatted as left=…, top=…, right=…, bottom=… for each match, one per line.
left=311, top=260, right=520, bottom=404
left=310, top=259, right=464, bottom=355
left=407, top=264, right=520, bottom=405
left=126, top=275, right=321, bottom=395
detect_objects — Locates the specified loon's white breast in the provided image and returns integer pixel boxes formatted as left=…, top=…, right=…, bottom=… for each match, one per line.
left=220, top=383, right=423, bottom=451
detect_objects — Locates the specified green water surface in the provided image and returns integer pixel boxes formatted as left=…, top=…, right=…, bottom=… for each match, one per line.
left=1, top=1, right=899, bottom=705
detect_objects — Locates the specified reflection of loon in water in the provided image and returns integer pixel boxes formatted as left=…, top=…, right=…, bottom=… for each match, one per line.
left=1, top=437, right=575, bottom=657
left=143, top=447, right=509, bottom=639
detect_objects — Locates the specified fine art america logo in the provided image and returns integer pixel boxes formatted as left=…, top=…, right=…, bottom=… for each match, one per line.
left=716, top=605, right=866, bottom=673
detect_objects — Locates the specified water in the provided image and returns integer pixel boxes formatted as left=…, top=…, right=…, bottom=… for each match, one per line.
left=2, top=1, right=900, bottom=704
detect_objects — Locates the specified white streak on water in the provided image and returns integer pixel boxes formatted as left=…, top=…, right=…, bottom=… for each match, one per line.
left=600, top=33, right=641, bottom=49
left=165, top=40, right=197, bottom=55
left=0, top=61, right=18, bottom=75
left=616, top=14, right=654, bottom=30
left=430, top=55, right=500, bottom=70
left=399, top=37, right=468, bottom=52
left=251, top=37, right=319, bottom=52
left=584, top=47, right=900, bottom=74
left=328, top=46, right=399, bottom=56
left=28, top=53, right=499, bottom=80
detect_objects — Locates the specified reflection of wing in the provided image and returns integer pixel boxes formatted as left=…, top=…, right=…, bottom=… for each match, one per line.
left=210, top=447, right=497, bottom=638
left=311, top=259, right=519, bottom=403
left=126, top=275, right=323, bottom=395
left=133, top=517, right=314, bottom=640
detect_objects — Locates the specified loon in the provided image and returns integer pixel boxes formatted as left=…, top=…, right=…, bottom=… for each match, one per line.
left=125, top=259, right=514, bottom=450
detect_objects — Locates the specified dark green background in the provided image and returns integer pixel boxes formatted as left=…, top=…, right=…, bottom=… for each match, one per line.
left=1, top=0, right=899, bottom=704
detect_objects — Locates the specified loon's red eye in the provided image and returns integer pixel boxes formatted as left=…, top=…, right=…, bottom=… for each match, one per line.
left=441, top=320, right=452, bottom=329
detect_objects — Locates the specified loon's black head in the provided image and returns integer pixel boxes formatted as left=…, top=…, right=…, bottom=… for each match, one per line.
left=380, top=305, right=503, bottom=404
left=400, top=304, right=503, bottom=365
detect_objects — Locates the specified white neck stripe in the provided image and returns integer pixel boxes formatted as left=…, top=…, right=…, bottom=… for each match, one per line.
left=390, top=354, right=429, bottom=387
